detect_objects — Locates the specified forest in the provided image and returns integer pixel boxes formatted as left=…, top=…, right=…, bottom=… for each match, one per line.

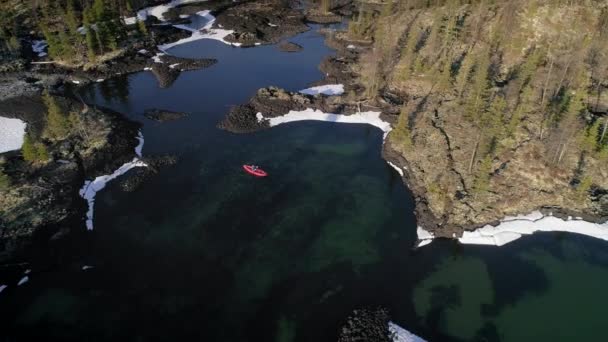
left=350, top=0, right=608, bottom=225
left=0, top=0, right=148, bottom=63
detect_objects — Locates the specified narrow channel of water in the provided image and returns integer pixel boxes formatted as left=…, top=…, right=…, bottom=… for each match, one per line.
left=1, top=23, right=608, bottom=342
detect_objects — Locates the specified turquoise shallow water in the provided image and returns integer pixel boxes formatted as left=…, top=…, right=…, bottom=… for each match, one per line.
left=1, top=25, right=608, bottom=342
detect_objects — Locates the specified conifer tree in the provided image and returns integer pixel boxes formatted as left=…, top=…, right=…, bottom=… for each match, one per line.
left=43, top=91, right=71, bottom=139
left=0, top=168, right=10, bottom=190
left=22, top=133, right=39, bottom=162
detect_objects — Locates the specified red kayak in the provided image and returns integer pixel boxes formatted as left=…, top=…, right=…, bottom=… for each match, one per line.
left=243, top=165, right=268, bottom=177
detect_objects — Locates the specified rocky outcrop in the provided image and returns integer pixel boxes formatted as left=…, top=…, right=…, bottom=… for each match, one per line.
left=215, top=0, right=310, bottom=46
left=0, top=93, right=141, bottom=262
left=218, top=86, right=356, bottom=133
left=278, top=41, right=303, bottom=53
left=143, top=109, right=188, bottom=122
left=150, top=53, right=216, bottom=88
left=338, top=308, right=391, bottom=342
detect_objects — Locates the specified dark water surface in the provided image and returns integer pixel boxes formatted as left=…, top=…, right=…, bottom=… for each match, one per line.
left=2, top=25, right=608, bottom=342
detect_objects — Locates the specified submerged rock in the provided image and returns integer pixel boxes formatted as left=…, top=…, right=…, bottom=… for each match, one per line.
left=278, top=41, right=303, bottom=53
left=338, top=308, right=392, bottom=342
left=143, top=109, right=188, bottom=122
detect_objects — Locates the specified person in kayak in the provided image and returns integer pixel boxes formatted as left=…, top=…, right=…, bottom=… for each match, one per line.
left=251, top=165, right=258, bottom=171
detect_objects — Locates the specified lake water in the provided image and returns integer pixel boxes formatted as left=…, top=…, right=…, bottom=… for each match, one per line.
left=1, top=24, right=607, bottom=342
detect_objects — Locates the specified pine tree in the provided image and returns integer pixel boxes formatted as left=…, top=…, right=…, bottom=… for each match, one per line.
left=137, top=19, right=148, bottom=37
left=35, top=143, right=50, bottom=161
left=455, top=50, right=475, bottom=98
left=22, top=133, right=39, bottom=162
left=43, top=91, right=71, bottom=139
left=580, top=120, right=602, bottom=153
left=0, top=169, right=10, bottom=191
left=472, top=155, right=493, bottom=195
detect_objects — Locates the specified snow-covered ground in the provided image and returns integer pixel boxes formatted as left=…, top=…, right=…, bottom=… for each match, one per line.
left=0, top=284, right=6, bottom=294
left=257, top=109, right=392, bottom=140
left=136, top=0, right=208, bottom=21
left=387, top=161, right=404, bottom=177
left=31, top=40, right=48, bottom=57
left=158, top=10, right=241, bottom=52
left=17, top=276, right=29, bottom=286
left=417, top=211, right=608, bottom=247
left=79, top=132, right=146, bottom=230
left=0, top=116, right=26, bottom=154
left=299, top=84, right=345, bottom=96
left=389, top=322, right=427, bottom=342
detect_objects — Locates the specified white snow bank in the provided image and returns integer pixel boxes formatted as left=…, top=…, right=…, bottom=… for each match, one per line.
left=72, top=80, right=81, bottom=84
left=17, top=276, right=29, bottom=286
left=79, top=132, right=146, bottom=230
left=32, top=40, right=48, bottom=57
left=0, top=285, right=6, bottom=294
left=152, top=52, right=165, bottom=63
left=387, top=161, right=404, bottom=177
left=417, top=226, right=435, bottom=247
left=389, top=322, right=426, bottom=342
left=0, top=116, right=27, bottom=154
left=416, top=210, right=608, bottom=248
left=347, top=44, right=356, bottom=49
left=299, top=84, right=344, bottom=96
left=123, top=16, right=137, bottom=25
left=137, top=0, right=208, bottom=21
left=158, top=10, right=241, bottom=52
left=458, top=211, right=608, bottom=246
left=258, top=109, right=391, bottom=140
left=82, top=265, right=94, bottom=271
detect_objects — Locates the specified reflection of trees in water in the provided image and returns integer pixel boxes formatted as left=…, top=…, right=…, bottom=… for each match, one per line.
left=98, top=76, right=130, bottom=106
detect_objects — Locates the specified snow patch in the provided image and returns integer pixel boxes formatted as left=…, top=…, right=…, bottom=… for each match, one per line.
left=96, top=79, right=105, bottom=83
left=169, top=63, right=180, bottom=69
left=17, top=276, right=29, bottom=286
left=417, top=210, right=608, bottom=248
left=72, top=80, right=81, bottom=84
left=256, top=112, right=264, bottom=123
left=0, top=285, right=6, bottom=294
left=416, top=226, right=435, bottom=247
left=258, top=109, right=391, bottom=140
left=137, top=0, right=208, bottom=22
left=387, top=161, right=404, bottom=177
left=299, top=84, right=345, bottom=96
left=152, top=53, right=165, bottom=63
left=138, top=49, right=149, bottom=55
left=0, top=116, right=27, bottom=154
left=459, top=211, right=608, bottom=246
left=82, top=265, right=94, bottom=271
left=347, top=44, right=356, bottom=49
left=31, top=40, right=48, bottom=57
left=157, top=10, right=241, bottom=52
left=389, top=322, right=426, bottom=342
left=24, top=269, right=31, bottom=274
left=79, top=132, right=146, bottom=230
left=123, top=16, right=137, bottom=25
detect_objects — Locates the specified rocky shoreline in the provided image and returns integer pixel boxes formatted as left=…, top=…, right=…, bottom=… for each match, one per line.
left=219, top=13, right=608, bottom=245
left=0, top=92, right=141, bottom=262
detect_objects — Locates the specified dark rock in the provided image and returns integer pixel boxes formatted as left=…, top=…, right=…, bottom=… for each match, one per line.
left=119, top=154, right=179, bottom=192
left=338, top=308, right=391, bottom=342
left=215, top=0, right=310, bottom=46
left=278, top=41, right=303, bottom=53
left=150, top=54, right=217, bottom=88
left=144, top=109, right=188, bottom=122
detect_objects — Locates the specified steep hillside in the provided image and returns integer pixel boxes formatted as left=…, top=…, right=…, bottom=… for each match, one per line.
left=350, top=0, right=608, bottom=235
